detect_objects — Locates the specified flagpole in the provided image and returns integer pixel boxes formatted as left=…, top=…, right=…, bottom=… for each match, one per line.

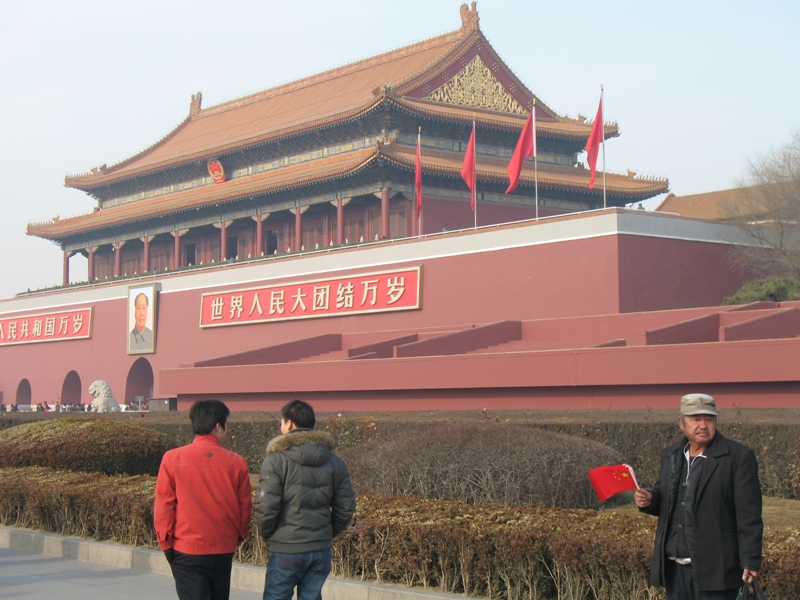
left=417, top=126, right=422, bottom=237
left=601, top=85, right=607, bottom=209
left=533, top=100, right=539, bottom=220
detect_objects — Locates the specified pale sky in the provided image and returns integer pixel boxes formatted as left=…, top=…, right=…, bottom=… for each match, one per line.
left=1, top=1, right=798, bottom=299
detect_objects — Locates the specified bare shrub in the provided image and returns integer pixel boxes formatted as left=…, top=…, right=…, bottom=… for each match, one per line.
left=340, top=422, right=625, bottom=508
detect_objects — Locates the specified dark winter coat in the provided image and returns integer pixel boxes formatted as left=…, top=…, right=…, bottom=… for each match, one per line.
left=256, top=429, right=356, bottom=553
left=640, top=431, right=762, bottom=592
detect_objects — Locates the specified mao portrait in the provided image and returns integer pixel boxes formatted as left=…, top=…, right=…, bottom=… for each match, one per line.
left=127, top=284, right=158, bottom=354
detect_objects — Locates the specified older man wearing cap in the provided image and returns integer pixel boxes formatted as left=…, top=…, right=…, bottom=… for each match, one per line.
left=635, top=393, right=763, bottom=600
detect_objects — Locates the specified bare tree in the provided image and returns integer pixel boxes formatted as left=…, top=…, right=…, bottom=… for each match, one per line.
left=727, top=131, right=800, bottom=278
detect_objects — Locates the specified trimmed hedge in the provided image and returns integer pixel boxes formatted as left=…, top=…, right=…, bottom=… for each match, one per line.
left=0, top=467, right=156, bottom=546
left=1, top=411, right=798, bottom=499
left=0, top=417, right=174, bottom=476
left=536, top=419, right=800, bottom=500
left=1, top=468, right=798, bottom=599
left=340, top=422, right=627, bottom=508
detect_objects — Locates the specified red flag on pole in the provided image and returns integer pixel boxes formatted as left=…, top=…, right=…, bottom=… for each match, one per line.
left=506, top=111, right=536, bottom=193
left=587, top=463, right=639, bottom=502
left=461, top=122, right=476, bottom=210
left=415, top=130, right=423, bottom=220
left=585, top=95, right=603, bottom=190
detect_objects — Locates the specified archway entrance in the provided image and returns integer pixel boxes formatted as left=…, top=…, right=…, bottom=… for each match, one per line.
left=125, top=357, right=154, bottom=410
left=16, top=379, right=32, bottom=407
left=61, top=370, right=82, bottom=407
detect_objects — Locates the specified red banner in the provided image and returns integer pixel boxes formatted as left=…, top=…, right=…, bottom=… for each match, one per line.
left=0, top=308, right=93, bottom=346
left=200, top=267, right=421, bottom=327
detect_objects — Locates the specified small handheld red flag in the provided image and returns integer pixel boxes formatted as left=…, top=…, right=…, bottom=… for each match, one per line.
left=461, top=122, right=476, bottom=210
left=587, top=463, right=639, bottom=502
left=506, top=111, right=535, bottom=194
left=585, top=95, right=603, bottom=190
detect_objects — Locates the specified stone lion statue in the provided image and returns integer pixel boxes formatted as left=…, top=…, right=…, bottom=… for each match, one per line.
left=87, top=380, right=121, bottom=413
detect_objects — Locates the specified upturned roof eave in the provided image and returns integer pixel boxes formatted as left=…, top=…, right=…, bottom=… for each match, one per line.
left=61, top=15, right=478, bottom=192
left=63, top=98, right=389, bottom=191
left=63, top=114, right=193, bottom=190
left=389, top=97, right=620, bottom=141
left=31, top=150, right=383, bottom=242
left=379, top=147, right=668, bottom=198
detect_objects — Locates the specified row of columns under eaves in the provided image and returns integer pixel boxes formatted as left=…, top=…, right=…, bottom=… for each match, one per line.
left=61, top=190, right=395, bottom=286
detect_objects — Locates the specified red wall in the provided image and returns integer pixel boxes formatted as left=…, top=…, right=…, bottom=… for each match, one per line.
left=177, top=381, right=800, bottom=414
left=0, top=223, right=769, bottom=409
left=617, top=235, right=755, bottom=312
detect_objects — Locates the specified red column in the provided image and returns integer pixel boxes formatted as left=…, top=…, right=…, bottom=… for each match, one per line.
left=113, top=242, right=121, bottom=277
left=142, top=236, right=150, bottom=272
left=62, top=251, right=70, bottom=286
left=380, top=188, right=390, bottom=240
left=337, top=198, right=344, bottom=245
left=323, top=209, right=331, bottom=247
left=173, top=230, right=181, bottom=269
left=295, top=208, right=303, bottom=250
left=87, top=247, right=95, bottom=280
left=256, top=214, right=264, bottom=256
left=220, top=220, right=227, bottom=261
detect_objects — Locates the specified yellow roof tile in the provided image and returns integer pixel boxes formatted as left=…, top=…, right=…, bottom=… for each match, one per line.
left=656, top=185, right=775, bottom=221
left=32, top=148, right=378, bottom=238
left=64, top=10, right=595, bottom=189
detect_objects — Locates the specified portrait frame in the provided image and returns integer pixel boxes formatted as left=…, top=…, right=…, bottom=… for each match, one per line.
left=127, top=283, right=159, bottom=354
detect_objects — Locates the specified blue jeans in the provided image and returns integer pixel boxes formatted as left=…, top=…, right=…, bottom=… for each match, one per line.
left=263, top=549, right=332, bottom=600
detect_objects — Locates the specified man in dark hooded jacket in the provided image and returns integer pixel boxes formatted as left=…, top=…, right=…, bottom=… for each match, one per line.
left=256, top=399, right=356, bottom=600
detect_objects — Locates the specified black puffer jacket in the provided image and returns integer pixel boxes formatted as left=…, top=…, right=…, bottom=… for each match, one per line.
left=256, top=429, right=356, bottom=553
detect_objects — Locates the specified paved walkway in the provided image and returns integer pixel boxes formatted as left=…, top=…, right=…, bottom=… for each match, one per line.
left=0, top=546, right=262, bottom=600
left=0, top=526, right=458, bottom=600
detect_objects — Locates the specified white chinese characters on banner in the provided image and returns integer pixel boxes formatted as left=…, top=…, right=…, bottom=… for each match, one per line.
left=0, top=308, right=93, bottom=346
left=200, top=268, right=421, bottom=327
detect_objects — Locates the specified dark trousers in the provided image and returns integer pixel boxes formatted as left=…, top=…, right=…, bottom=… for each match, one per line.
left=665, top=560, right=739, bottom=600
left=169, top=550, right=235, bottom=600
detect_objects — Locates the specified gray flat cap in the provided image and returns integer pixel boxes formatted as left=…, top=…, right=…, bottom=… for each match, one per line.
left=681, top=393, right=718, bottom=416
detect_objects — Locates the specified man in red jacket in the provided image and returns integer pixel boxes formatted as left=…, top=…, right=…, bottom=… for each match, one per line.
left=154, top=399, right=252, bottom=600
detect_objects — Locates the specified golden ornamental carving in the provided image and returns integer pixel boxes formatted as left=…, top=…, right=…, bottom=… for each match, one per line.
left=424, top=55, right=525, bottom=114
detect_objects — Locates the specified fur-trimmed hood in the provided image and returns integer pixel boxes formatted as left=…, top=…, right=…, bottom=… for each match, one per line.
left=266, top=429, right=337, bottom=467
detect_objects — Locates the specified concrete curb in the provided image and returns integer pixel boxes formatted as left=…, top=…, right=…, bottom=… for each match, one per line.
left=0, top=526, right=461, bottom=599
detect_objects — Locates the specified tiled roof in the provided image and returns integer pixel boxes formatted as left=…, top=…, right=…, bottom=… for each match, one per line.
left=390, top=97, right=619, bottom=141
left=64, top=7, right=597, bottom=189
left=381, top=144, right=667, bottom=197
left=30, top=147, right=378, bottom=239
left=656, top=185, right=774, bottom=221
left=32, top=141, right=668, bottom=240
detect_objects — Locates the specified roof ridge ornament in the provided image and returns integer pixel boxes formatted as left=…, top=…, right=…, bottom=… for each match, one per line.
left=190, top=92, right=203, bottom=118
left=460, top=2, right=479, bottom=30
left=372, top=82, right=395, bottom=98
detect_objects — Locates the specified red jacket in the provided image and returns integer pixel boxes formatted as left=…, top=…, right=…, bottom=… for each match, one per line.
left=154, top=435, right=252, bottom=555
